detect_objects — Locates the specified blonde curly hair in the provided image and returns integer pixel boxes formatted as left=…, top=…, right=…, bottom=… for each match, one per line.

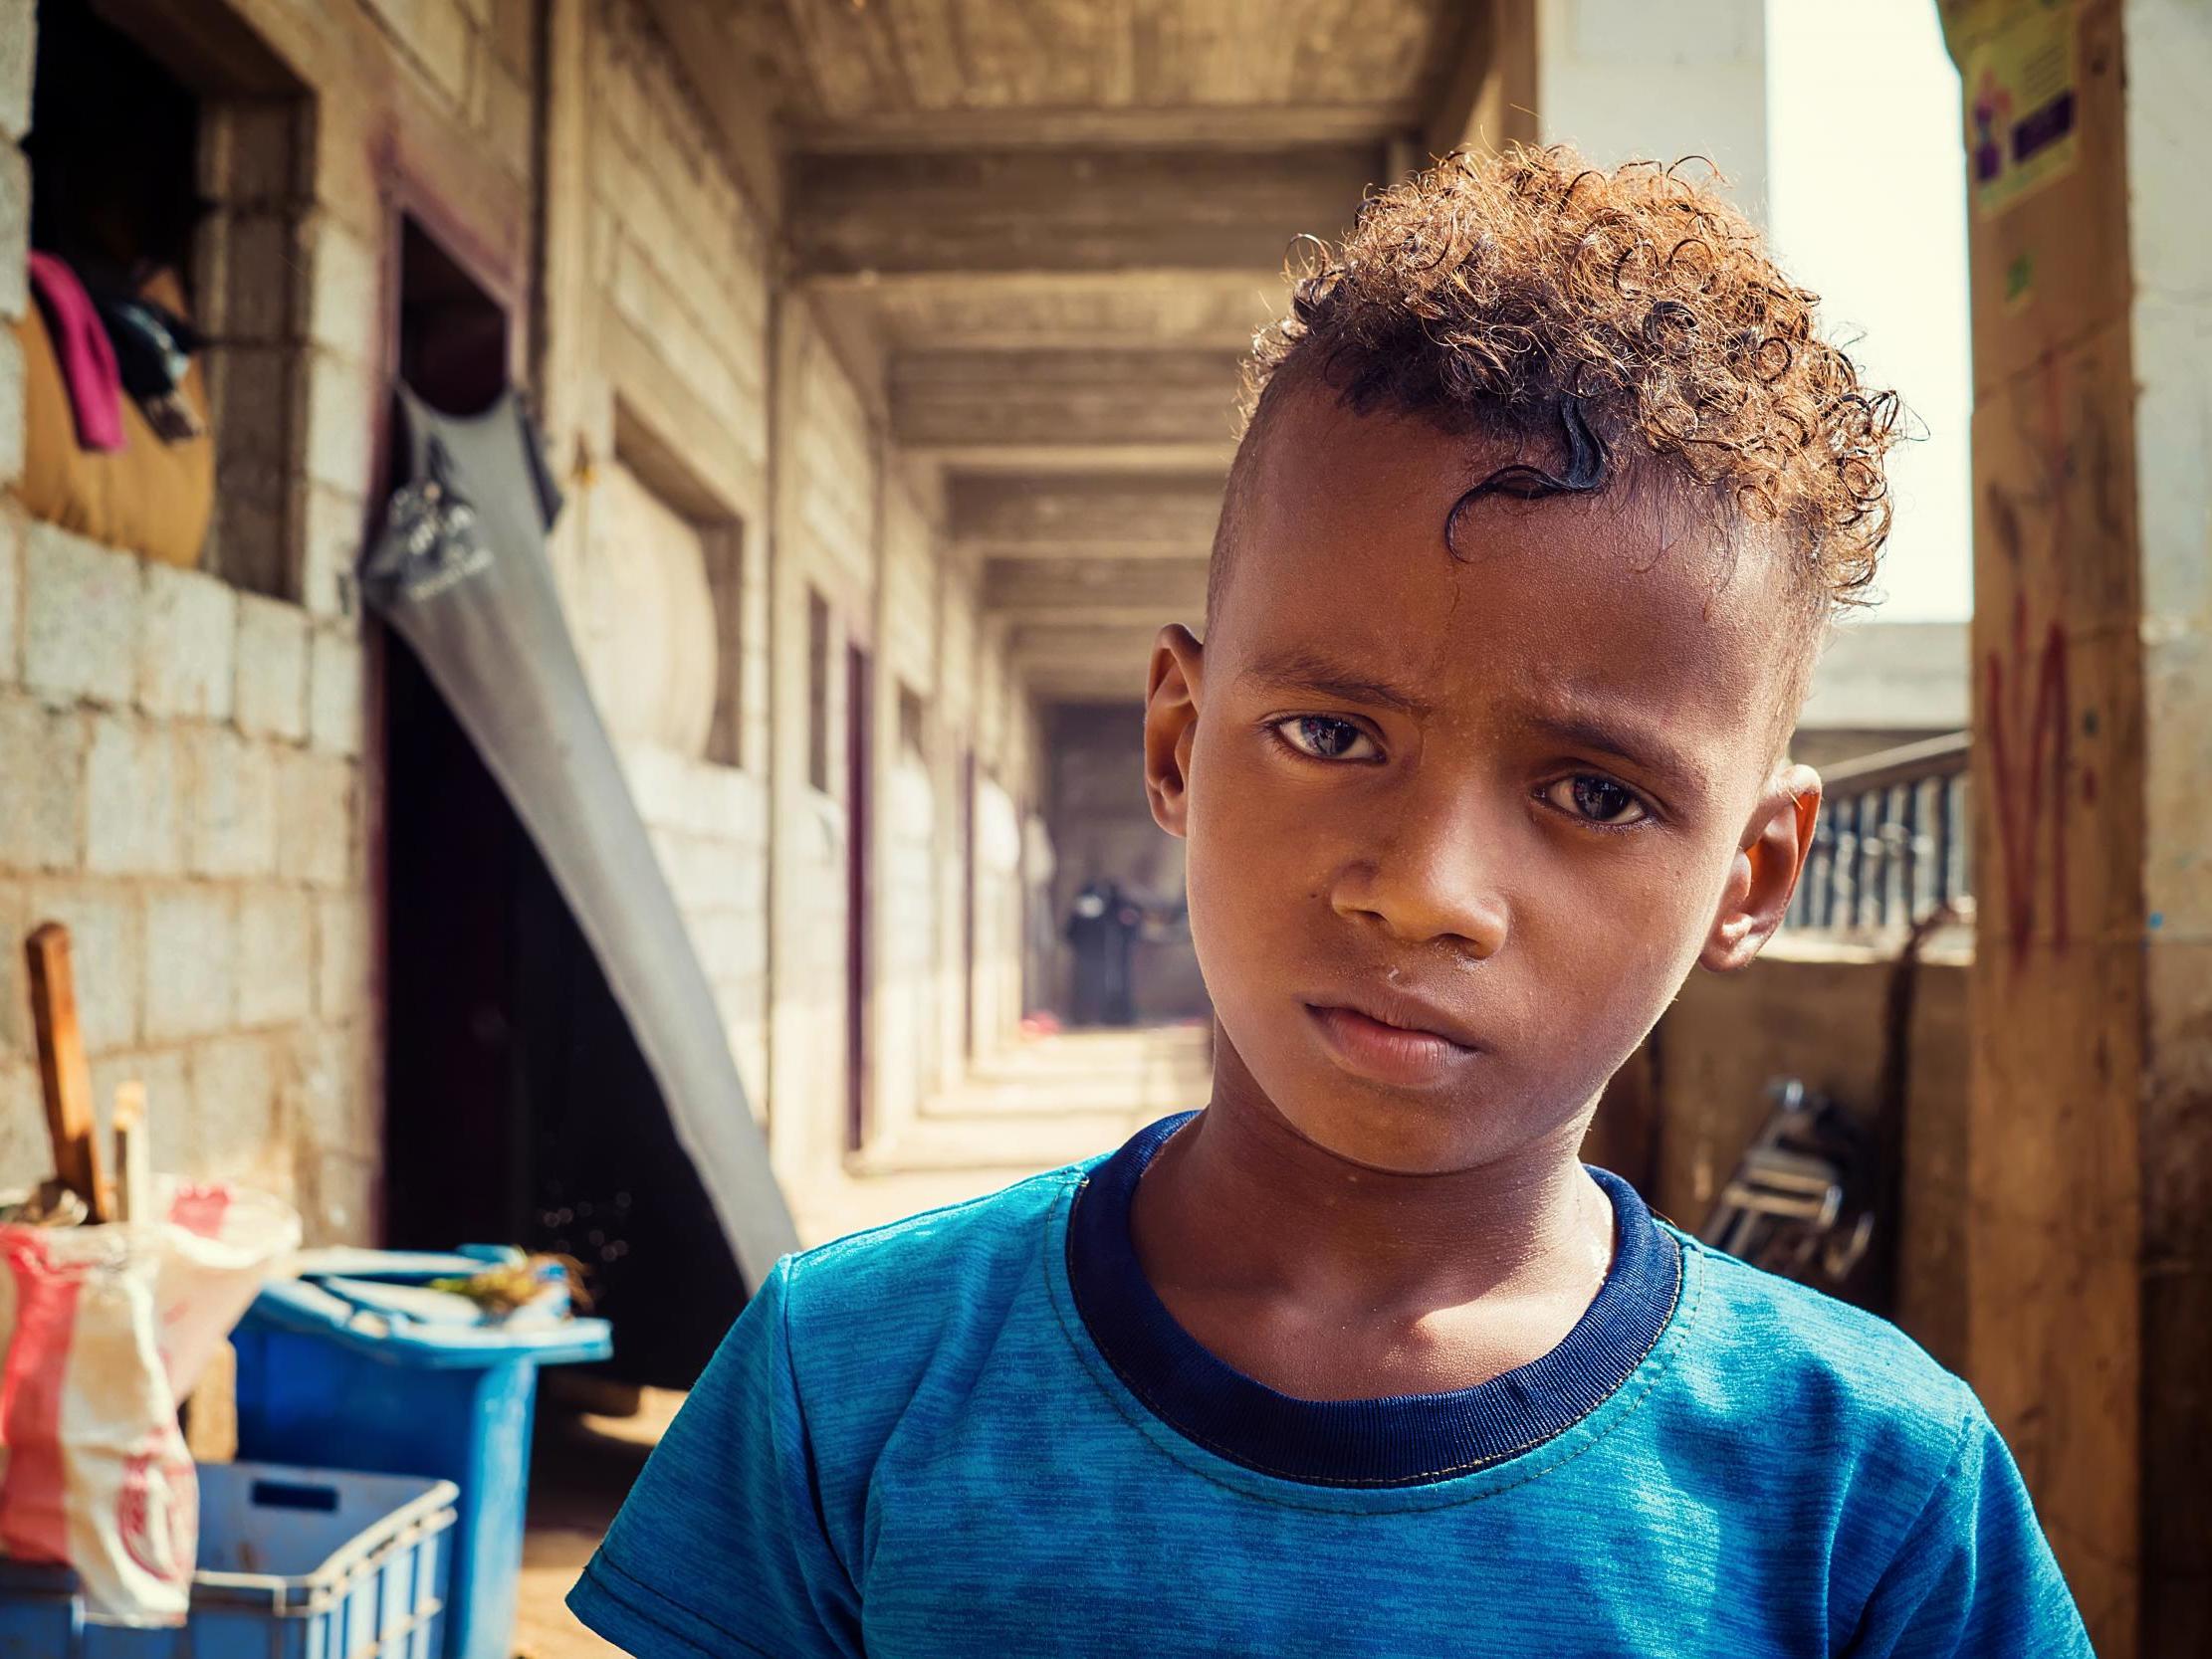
left=1214, top=144, right=1904, bottom=633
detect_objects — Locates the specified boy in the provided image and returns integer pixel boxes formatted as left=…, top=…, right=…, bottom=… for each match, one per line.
left=568, top=148, right=2092, bottom=1656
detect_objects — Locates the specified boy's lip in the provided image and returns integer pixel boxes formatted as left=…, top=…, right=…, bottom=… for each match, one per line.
left=1302, top=990, right=1486, bottom=1089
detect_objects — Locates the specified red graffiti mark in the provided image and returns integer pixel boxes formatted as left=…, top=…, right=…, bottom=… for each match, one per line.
left=1983, top=595, right=2070, bottom=964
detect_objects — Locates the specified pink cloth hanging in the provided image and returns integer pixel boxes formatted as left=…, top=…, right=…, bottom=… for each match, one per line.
left=28, top=253, right=126, bottom=454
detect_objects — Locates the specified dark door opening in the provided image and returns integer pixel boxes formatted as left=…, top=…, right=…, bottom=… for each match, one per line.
left=844, top=643, right=874, bottom=1152
left=379, top=219, right=742, bottom=1386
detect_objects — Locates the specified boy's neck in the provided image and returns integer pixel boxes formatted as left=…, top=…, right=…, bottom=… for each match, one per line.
left=1130, top=1038, right=1612, bottom=1327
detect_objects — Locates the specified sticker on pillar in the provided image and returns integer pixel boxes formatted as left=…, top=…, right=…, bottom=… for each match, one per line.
left=1963, top=1, right=2081, bottom=219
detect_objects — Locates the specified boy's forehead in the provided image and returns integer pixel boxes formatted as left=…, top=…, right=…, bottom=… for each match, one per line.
left=1212, top=388, right=1808, bottom=767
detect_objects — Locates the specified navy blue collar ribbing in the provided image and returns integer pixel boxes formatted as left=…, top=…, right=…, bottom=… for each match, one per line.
left=1066, top=1111, right=1683, bottom=1488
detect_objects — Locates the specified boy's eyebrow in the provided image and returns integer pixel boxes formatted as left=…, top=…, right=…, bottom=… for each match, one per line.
left=1240, top=648, right=1433, bottom=716
left=1515, top=703, right=1710, bottom=794
left=1243, top=647, right=1712, bottom=791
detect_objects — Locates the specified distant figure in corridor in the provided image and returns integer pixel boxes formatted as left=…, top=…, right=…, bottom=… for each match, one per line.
left=1065, top=877, right=1142, bottom=1026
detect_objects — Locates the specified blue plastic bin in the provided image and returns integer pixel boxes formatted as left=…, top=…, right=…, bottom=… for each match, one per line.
left=231, top=1248, right=611, bottom=1659
left=0, top=1460, right=456, bottom=1659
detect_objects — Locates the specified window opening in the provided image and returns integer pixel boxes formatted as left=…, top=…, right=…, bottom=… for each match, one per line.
left=807, top=588, right=832, bottom=795
left=605, top=400, right=747, bottom=769
left=22, top=0, right=307, bottom=594
left=897, top=682, right=927, bottom=766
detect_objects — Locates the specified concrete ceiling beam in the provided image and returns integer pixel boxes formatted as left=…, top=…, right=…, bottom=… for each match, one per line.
left=1008, top=622, right=1170, bottom=676
left=951, top=474, right=1226, bottom=552
left=785, top=104, right=1422, bottom=154
left=890, top=348, right=1246, bottom=462
left=803, top=270, right=1282, bottom=355
left=789, top=144, right=1379, bottom=280
left=984, top=557, right=1210, bottom=625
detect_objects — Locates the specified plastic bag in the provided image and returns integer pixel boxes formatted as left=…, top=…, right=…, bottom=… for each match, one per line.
left=0, top=1179, right=300, bottom=1623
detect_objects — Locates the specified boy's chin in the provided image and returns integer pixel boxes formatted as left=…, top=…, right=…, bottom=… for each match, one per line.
left=1268, top=1088, right=1518, bottom=1178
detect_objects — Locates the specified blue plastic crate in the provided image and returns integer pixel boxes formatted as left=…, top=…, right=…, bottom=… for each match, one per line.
left=0, top=1461, right=456, bottom=1659
left=233, top=1249, right=611, bottom=1659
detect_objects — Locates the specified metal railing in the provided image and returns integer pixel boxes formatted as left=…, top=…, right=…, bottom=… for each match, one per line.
left=1785, top=731, right=1971, bottom=933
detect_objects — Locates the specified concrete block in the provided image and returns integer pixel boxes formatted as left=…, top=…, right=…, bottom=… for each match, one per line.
left=309, top=107, right=383, bottom=239
left=308, top=628, right=365, bottom=755
left=0, top=1057, right=54, bottom=1189
left=205, top=477, right=290, bottom=598
left=0, top=297, right=15, bottom=488
left=206, top=347, right=292, bottom=476
left=88, top=1045, right=188, bottom=1169
left=138, top=564, right=237, bottom=721
left=304, top=1147, right=377, bottom=1246
left=234, top=595, right=311, bottom=740
left=491, top=0, right=534, bottom=71
left=184, top=726, right=279, bottom=879
left=143, top=886, right=238, bottom=1042
left=199, top=102, right=303, bottom=209
left=27, top=880, right=141, bottom=1052
left=0, top=147, right=28, bottom=323
left=84, top=715, right=184, bottom=877
left=276, top=751, right=356, bottom=890
left=287, top=1022, right=378, bottom=1159
left=621, top=743, right=687, bottom=826
left=237, top=887, right=315, bottom=1027
left=406, top=0, right=474, bottom=106
left=314, top=894, right=372, bottom=1021
left=478, top=59, right=533, bottom=183
left=216, top=213, right=295, bottom=345
left=23, top=523, right=138, bottom=708
left=304, top=351, right=377, bottom=499
left=0, top=696, right=84, bottom=870
left=297, top=487, right=366, bottom=623
left=0, top=0, right=35, bottom=142
left=184, top=1032, right=280, bottom=1182
left=304, top=213, right=380, bottom=366
left=688, top=759, right=752, bottom=836
left=0, top=504, right=20, bottom=683
left=0, top=881, right=26, bottom=1059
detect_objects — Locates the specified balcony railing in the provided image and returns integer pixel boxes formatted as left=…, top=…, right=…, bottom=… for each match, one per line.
left=1785, top=731, right=1971, bottom=933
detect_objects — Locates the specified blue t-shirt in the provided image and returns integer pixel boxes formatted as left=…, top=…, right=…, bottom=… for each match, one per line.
left=569, top=1112, right=2091, bottom=1657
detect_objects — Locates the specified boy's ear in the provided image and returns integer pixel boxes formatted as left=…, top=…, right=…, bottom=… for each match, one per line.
left=1700, top=764, right=1821, bottom=972
left=1143, top=624, right=1206, bottom=839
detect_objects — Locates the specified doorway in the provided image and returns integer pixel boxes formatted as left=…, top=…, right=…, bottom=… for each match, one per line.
left=844, top=642, right=874, bottom=1151
left=377, top=217, right=741, bottom=1385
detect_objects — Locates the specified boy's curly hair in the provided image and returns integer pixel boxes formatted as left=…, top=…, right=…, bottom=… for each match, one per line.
left=1217, top=144, right=1903, bottom=629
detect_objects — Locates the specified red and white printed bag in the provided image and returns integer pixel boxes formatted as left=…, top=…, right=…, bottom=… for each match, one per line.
left=0, top=1181, right=299, bottom=1624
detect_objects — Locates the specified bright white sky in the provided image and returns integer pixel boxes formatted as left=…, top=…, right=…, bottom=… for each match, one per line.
left=1764, top=0, right=1973, bottom=621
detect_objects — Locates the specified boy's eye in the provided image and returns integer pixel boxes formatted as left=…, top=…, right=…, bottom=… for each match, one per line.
left=1272, top=716, right=1378, bottom=762
left=1543, top=774, right=1650, bottom=826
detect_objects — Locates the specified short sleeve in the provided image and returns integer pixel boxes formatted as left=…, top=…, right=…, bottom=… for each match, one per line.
left=1846, top=1404, right=2094, bottom=1658
left=567, top=1257, right=863, bottom=1658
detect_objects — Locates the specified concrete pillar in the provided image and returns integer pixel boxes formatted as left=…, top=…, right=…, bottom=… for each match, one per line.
left=1533, top=0, right=1768, bottom=219
left=1946, top=1, right=2212, bottom=1651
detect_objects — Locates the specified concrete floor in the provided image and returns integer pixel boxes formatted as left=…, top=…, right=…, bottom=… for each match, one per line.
left=512, top=1022, right=1215, bottom=1656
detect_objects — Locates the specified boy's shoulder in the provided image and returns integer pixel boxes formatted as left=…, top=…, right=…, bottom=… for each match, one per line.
left=774, top=1156, right=1097, bottom=1355
left=1669, top=1228, right=1984, bottom=1472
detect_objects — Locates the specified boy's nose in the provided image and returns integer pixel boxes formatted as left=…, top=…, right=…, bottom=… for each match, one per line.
left=1325, top=801, right=1510, bottom=960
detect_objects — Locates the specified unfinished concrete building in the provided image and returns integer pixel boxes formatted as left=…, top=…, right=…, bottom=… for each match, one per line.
left=0, top=0, right=2205, bottom=1652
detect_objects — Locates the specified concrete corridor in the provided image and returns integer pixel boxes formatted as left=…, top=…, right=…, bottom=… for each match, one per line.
left=788, top=1022, right=1216, bottom=1244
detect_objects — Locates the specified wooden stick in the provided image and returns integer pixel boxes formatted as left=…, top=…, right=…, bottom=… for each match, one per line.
left=24, top=923, right=109, bottom=1222
left=112, top=1080, right=150, bottom=1224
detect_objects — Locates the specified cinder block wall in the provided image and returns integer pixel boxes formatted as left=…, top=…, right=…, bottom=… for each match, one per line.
left=0, top=0, right=1035, bottom=1239
left=0, top=522, right=378, bottom=1237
